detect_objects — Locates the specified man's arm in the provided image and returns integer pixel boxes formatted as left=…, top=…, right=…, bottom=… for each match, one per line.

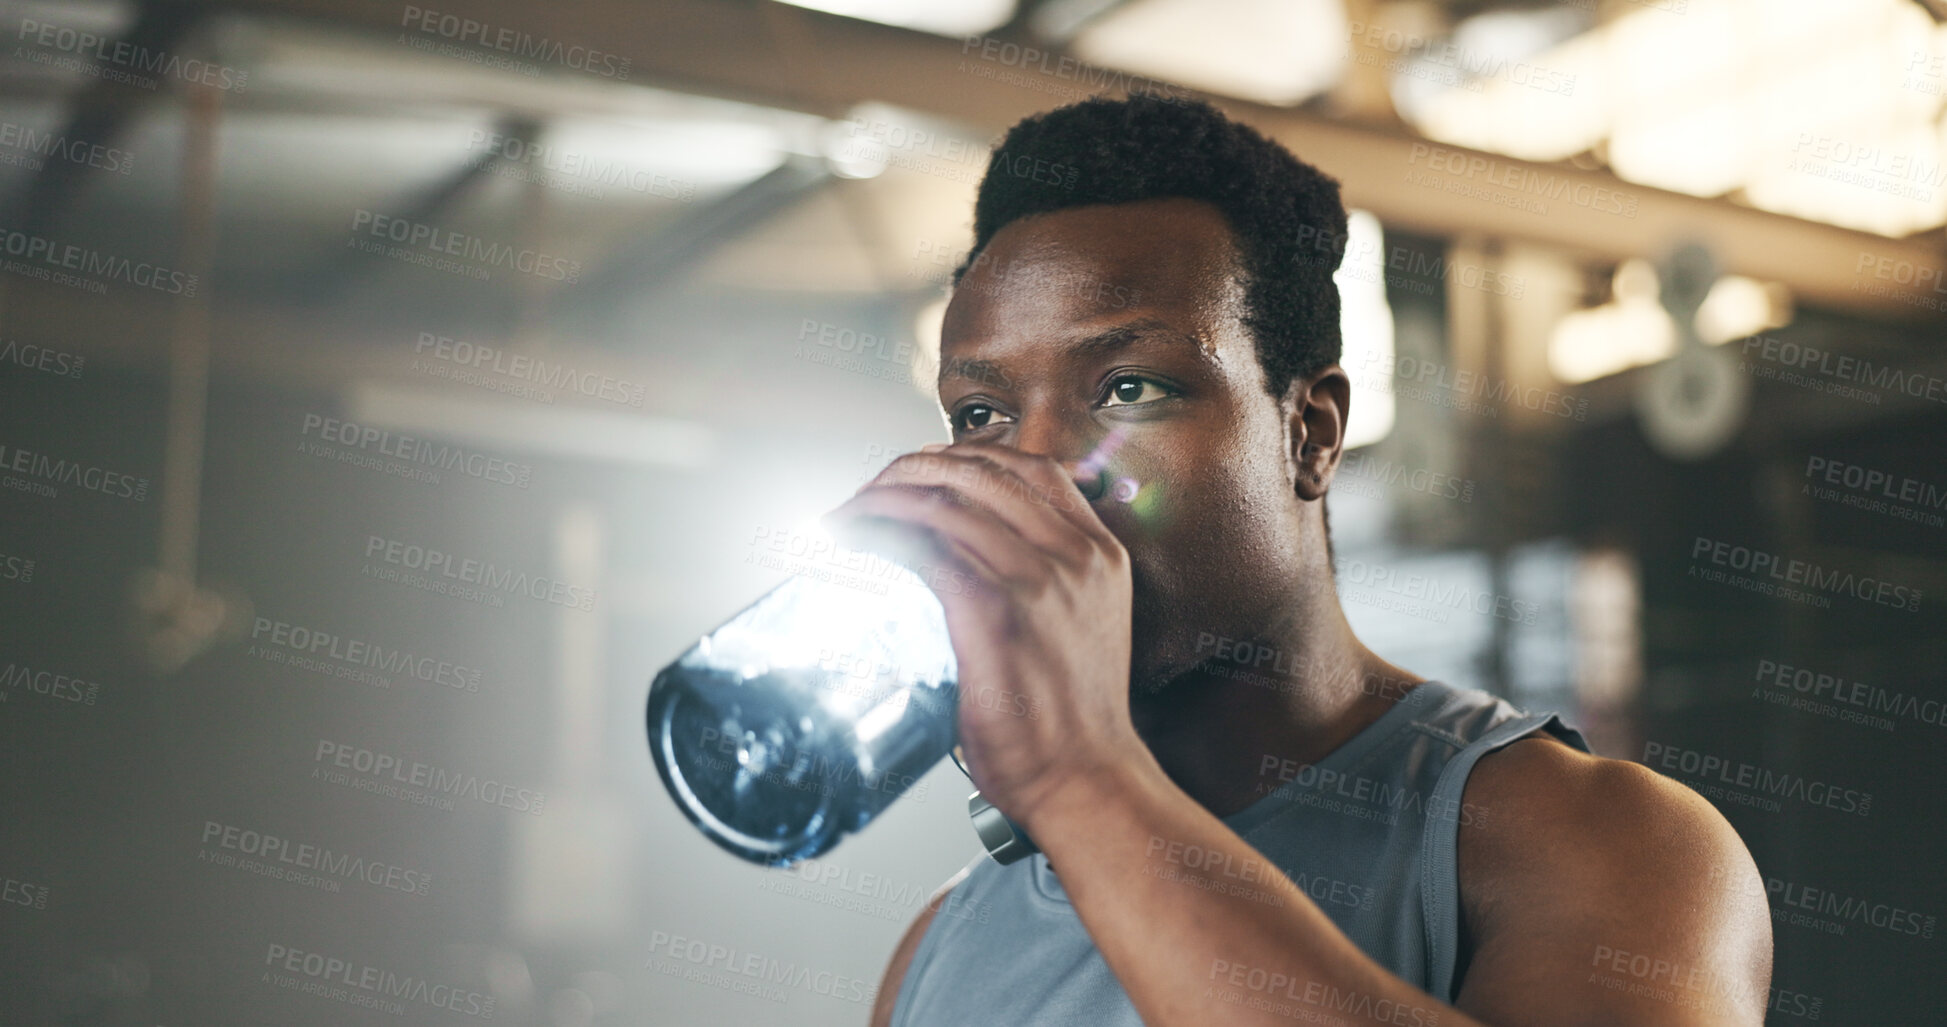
left=1021, top=736, right=1770, bottom=1027
left=869, top=863, right=975, bottom=1027
left=1451, top=737, right=1773, bottom=1026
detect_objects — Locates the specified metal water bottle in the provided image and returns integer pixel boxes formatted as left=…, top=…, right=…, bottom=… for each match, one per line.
left=644, top=551, right=960, bottom=866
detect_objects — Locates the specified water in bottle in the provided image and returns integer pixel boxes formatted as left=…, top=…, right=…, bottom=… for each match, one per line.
left=645, top=552, right=959, bottom=866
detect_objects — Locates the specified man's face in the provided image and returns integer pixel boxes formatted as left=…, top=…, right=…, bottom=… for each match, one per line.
left=937, top=196, right=1327, bottom=696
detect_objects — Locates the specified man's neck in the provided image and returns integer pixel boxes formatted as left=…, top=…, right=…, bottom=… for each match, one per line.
left=1128, top=606, right=1423, bottom=819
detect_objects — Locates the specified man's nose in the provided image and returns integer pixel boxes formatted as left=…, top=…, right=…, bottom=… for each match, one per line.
left=1010, top=415, right=1116, bottom=502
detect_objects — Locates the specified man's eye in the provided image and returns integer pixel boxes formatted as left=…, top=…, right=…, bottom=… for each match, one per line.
left=954, top=404, right=1008, bottom=431
left=1103, top=376, right=1173, bottom=407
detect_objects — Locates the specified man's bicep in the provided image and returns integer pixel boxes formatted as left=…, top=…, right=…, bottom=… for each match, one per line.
left=1452, top=747, right=1773, bottom=1027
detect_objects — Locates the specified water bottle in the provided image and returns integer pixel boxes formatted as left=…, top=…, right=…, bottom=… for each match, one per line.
left=647, top=443, right=1130, bottom=867
left=644, top=544, right=961, bottom=867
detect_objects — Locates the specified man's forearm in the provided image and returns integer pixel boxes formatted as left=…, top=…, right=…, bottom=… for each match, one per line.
left=1023, top=757, right=1490, bottom=1027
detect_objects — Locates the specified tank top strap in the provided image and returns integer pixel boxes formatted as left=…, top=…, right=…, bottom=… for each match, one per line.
left=1417, top=701, right=1592, bottom=1001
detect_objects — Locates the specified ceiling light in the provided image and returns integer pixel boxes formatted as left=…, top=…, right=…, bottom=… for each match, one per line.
left=1694, top=275, right=1792, bottom=345
left=1071, top=0, right=1348, bottom=107
left=773, top=0, right=1016, bottom=37
left=346, top=381, right=716, bottom=467
left=1402, top=0, right=1947, bottom=236
left=1548, top=260, right=1675, bottom=384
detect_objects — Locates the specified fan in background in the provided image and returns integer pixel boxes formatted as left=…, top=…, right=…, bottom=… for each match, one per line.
left=1634, top=242, right=1752, bottom=461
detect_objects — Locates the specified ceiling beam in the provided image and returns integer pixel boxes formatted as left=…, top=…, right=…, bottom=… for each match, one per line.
left=565, top=153, right=832, bottom=323
left=11, top=3, right=205, bottom=234
left=178, top=0, right=1947, bottom=323
left=314, top=112, right=540, bottom=299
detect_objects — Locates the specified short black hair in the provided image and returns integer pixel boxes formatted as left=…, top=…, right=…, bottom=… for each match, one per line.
left=952, top=93, right=1349, bottom=399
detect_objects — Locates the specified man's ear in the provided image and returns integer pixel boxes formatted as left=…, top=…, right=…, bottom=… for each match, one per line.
left=1283, top=366, right=1351, bottom=502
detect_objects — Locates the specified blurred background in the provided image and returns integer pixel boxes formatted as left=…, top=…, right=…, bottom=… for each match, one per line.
left=1, top=0, right=1943, bottom=1023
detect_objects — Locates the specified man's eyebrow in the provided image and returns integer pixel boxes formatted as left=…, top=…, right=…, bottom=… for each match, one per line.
left=1065, top=317, right=1211, bottom=364
left=938, top=357, right=1012, bottom=388
left=937, top=317, right=1214, bottom=388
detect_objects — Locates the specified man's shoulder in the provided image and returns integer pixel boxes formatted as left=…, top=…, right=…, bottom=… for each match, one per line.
left=1455, top=734, right=1763, bottom=926
left=1443, top=738, right=1773, bottom=1024
left=1463, top=733, right=1715, bottom=833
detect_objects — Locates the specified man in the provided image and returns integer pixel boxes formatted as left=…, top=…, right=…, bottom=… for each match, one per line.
left=822, top=94, right=1772, bottom=1027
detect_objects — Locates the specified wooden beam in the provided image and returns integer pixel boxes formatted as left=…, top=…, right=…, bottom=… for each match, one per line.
left=178, top=0, right=1946, bottom=321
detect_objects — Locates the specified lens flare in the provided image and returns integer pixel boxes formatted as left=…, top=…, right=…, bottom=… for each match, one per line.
left=1078, top=424, right=1130, bottom=480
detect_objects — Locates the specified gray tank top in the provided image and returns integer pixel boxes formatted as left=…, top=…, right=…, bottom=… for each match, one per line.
left=890, top=679, right=1590, bottom=1026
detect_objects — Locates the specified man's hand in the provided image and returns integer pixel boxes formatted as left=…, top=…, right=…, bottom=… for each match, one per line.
left=820, top=441, right=1152, bottom=832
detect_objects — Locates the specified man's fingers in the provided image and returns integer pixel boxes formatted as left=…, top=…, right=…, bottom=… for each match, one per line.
left=864, top=447, right=1112, bottom=565
left=823, top=483, right=1039, bottom=588
left=926, top=443, right=1123, bottom=552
